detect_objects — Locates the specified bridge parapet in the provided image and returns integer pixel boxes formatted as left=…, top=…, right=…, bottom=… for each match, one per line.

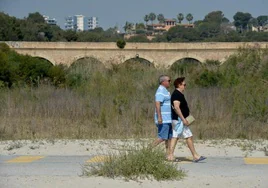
left=4, top=42, right=268, bottom=68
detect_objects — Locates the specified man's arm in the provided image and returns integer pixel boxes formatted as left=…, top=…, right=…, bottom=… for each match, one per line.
left=155, top=101, right=162, bottom=124
left=173, top=100, right=189, bottom=126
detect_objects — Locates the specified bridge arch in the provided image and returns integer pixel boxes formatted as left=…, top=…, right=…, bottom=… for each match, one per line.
left=33, top=56, right=56, bottom=65
left=168, top=56, right=205, bottom=68
left=123, top=55, right=154, bottom=65
left=123, top=55, right=155, bottom=67
left=72, top=55, right=106, bottom=67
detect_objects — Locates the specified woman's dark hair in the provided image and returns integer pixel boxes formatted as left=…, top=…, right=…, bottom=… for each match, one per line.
left=174, top=77, right=185, bottom=88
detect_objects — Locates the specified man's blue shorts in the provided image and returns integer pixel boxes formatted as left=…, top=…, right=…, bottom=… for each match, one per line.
left=156, top=123, right=172, bottom=140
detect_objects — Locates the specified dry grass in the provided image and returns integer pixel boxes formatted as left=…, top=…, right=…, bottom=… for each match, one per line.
left=0, top=85, right=267, bottom=140
left=0, top=56, right=267, bottom=140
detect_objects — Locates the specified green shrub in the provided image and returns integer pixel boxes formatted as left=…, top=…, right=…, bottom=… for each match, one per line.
left=127, top=35, right=150, bottom=42
left=205, top=59, right=221, bottom=66
left=48, top=64, right=67, bottom=87
left=170, top=58, right=200, bottom=75
left=194, top=69, right=223, bottom=87
left=0, top=43, right=10, bottom=53
left=84, top=146, right=186, bottom=181
left=116, top=39, right=126, bottom=49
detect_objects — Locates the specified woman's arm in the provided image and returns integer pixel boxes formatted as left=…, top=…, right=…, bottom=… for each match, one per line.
left=173, top=100, right=189, bottom=125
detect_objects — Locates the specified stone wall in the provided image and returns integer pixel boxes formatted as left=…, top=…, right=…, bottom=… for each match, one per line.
left=5, top=42, right=268, bottom=68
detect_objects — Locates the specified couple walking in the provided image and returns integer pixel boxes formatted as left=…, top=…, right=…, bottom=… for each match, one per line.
left=152, top=75, right=206, bottom=162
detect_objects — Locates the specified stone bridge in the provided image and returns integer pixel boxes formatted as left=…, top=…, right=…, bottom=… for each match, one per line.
left=5, top=42, right=268, bottom=68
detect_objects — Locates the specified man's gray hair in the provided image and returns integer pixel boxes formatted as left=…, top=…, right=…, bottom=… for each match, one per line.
left=159, top=75, right=169, bottom=84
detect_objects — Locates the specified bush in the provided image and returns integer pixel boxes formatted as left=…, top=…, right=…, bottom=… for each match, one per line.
left=0, top=43, right=10, bottom=53
left=127, top=35, right=150, bottom=42
left=83, top=146, right=186, bottom=181
left=116, top=39, right=126, bottom=49
left=194, top=69, right=223, bottom=87
left=48, top=64, right=67, bottom=87
left=18, top=56, right=53, bottom=86
left=170, top=58, right=200, bottom=75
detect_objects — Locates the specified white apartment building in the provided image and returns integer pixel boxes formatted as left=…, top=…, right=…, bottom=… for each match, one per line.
left=76, top=15, right=85, bottom=31
left=87, top=17, right=98, bottom=30
left=43, top=15, right=57, bottom=25
left=65, top=15, right=99, bottom=31
left=65, top=16, right=75, bottom=30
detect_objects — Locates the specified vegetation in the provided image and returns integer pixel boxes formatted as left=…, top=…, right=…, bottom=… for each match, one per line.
left=1, top=11, right=268, bottom=42
left=0, top=44, right=267, bottom=140
left=116, top=39, right=126, bottom=49
left=0, top=43, right=66, bottom=88
left=0, top=12, right=122, bottom=42
left=177, top=13, right=184, bottom=24
left=83, top=146, right=186, bottom=181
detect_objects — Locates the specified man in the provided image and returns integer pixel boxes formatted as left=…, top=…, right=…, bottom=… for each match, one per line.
left=152, top=75, right=172, bottom=157
left=168, top=77, right=206, bottom=162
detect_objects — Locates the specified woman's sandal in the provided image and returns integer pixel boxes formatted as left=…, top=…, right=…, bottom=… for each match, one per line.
left=193, top=156, right=206, bottom=163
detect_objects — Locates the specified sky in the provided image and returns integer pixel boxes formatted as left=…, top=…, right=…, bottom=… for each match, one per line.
left=0, top=0, right=267, bottom=31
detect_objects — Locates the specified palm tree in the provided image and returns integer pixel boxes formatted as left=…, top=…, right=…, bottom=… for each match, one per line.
left=144, top=15, right=149, bottom=25
left=186, top=13, right=193, bottom=24
left=149, top=12, right=156, bottom=25
left=123, top=22, right=133, bottom=34
left=177, top=13, right=184, bottom=24
left=157, top=14, right=165, bottom=24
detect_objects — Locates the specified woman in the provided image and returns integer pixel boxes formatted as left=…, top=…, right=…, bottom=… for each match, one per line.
left=168, top=77, right=206, bottom=162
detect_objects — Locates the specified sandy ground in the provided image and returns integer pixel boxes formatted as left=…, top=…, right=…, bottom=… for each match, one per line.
left=0, top=138, right=267, bottom=157
left=0, top=139, right=268, bottom=188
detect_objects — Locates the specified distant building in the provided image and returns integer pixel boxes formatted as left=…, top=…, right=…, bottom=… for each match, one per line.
left=65, top=16, right=75, bottom=30
left=65, top=15, right=99, bottom=31
left=43, top=15, right=57, bottom=25
left=164, top=19, right=177, bottom=30
left=252, top=25, right=268, bottom=32
left=147, top=19, right=194, bottom=33
left=220, top=23, right=236, bottom=34
left=86, top=17, right=98, bottom=30
left=147, top=19, right=176, bottom=32
left=177, top=23, right=195, bottom=28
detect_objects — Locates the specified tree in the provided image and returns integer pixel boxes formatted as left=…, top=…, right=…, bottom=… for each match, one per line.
left=177, top=13, right=184, bottom=24
left=127, top=35, right=150, bottom=42
left=144, top=15, right=149, bottom=25
left=233, top=12, right=252, bottom=32
left=198, top=22, right=221, bottom=38
left=248, top=18, right=258, bottom=28
left=186, top=13, right=193, bottom=24
left=149, top=13, right=156, bottom=25
left=77, top=31, right=103, bottom=42
left=200, top=11, right=229, bottom=37
left=222, top=17, right=230, bottom=23
left=91, top=27, right=104, bottom=33
left=257, top=16, right=268, bottom=26
left=194, top=20, right=203, bottom=27
left=157, top=14, right=165, bottom=24
left=63, top=30, right=78, bottom=41
left=167, top=26, right=201, bottom=42
left=123, top=22, right=134, bottom=34
left=0, top=13, right=19, bottom=41
left=27, top=12, right=45, bottom=23
left=135, top=23, right=145, bottom=30
left=204, top=11, right=229, bottom=24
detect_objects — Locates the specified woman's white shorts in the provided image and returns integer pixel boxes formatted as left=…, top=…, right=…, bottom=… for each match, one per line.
left=172, top=120, right=193, bottom=138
